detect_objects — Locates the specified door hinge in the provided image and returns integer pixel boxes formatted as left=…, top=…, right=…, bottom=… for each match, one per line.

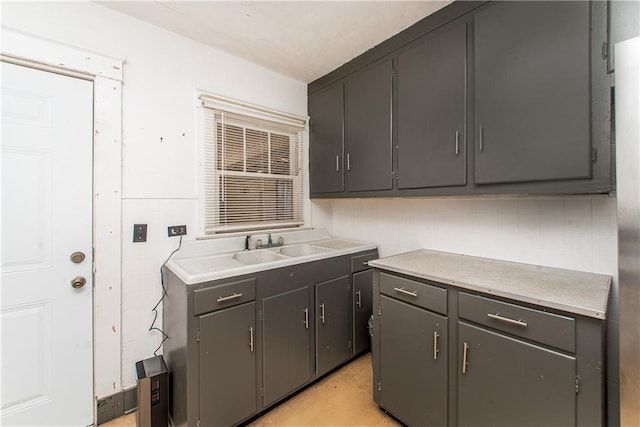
left=592, top=148, right=598, bottom=162
left=378, top=382, right=382, bottom=392
left=196, top=329, right=200, bottom=343
left=575, top=377, right=581, bottom=395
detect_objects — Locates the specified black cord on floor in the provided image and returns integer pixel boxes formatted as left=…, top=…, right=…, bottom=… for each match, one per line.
left=150, top=235, right=183, bottom=356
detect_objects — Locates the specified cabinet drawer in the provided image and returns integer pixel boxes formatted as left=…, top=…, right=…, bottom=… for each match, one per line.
left=193, top=278, right=256, bottom=316
left=458, top=292, right=575, bottom=353
left=351, top=251, right=378, bottom=273
left=380, top=273, right=447, bottom=315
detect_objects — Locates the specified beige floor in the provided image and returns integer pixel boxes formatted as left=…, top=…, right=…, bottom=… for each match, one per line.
left=101, top=353, right=399, bottom=427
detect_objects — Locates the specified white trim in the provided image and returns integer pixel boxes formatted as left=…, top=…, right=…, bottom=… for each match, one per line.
left=1, top=27, right=124, bottom=407
left=199, top=91, right=308, bottom=129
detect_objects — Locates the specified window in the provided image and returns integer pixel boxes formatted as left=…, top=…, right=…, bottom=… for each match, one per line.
left=200, top=94, right=306, bottom=234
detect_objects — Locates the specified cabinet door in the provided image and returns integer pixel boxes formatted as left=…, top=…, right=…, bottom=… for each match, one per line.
left=458, top=322, right=576, bottom=427
left=198, top=302, right=256, bottom=427
left=474, top=1, right=591, bottom=184
left=379, top=296, right=447, bottom=426
left=353, top=269, right=373, bottom=355
left=316, top=275, right=351, bottom=377
left=345, top=58, right=393, bottom=192
left=309, top=83, right=344, bottom=194
left=262, top=287, right=311, bottom=407
left=397, top=20, right=467, bottom=189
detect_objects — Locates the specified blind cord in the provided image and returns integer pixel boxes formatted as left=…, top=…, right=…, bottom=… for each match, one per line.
left=150, top=235, right=183, bottom=356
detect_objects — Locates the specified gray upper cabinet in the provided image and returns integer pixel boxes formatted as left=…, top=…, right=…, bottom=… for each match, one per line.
left=345, top=58, right=394, bottom=192
left=473, top=1, right=591, bottom=185
left=315, top=275, right=351, bottom=377
left=397, top=20, right=467, bottom=189
left=198, top=302, right=257, bottom=427
left=262, top=286, right=311, bottom=407
left=309, top=83, right=344, bottom=194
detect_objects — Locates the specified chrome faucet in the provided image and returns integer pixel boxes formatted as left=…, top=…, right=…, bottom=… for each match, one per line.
left=244, top=235, right=251, bottom=251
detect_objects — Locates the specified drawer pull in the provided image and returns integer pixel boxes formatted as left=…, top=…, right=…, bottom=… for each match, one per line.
left=393, top=287, right=418, bottom=297
left=216, top=292, right=243, bottom=303
left=249, top=326, right=254, bottom=352
left=462, top=342, right=469, bottom=374
left=303, top=307, right=309, bottom=329
left=362, top=261, right=369, bottom=266
left=433, top=331, right=440, bottom=360
left=356, top=290, right=362, bottom=308
left=487, top=313, right=528, bottom=328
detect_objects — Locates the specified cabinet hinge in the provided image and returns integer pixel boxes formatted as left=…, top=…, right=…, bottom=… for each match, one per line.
left=197, top=419, right=201, bottom=427
left=348, top=340, right=352, bottom=349
left=602, top=42, right=608, bottom=60
left=261, top=387, right=264, bottom=397
left=575, top=377, right=581, bottom=395
left=592, top=148, right=598, bottom=162
left=378, top=306, right=381, bottom=316
left=378, top=382, right=382, bottom=392
left=196, top=329, right=200, bottom=343
left=259, top=310, right=263, bottom=321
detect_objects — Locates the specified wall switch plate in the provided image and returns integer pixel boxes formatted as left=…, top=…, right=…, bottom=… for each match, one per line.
left=168, top=225, right=187, bottom=237
left=133, top=224, right=147, bottom=242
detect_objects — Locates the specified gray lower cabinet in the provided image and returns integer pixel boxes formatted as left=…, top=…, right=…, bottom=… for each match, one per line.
left=315, top=275, right=351, bottom=377
left=379, top=295, right=448, bottom=427
left=473, top=1, right=591, bottom=185
left=458, top=322, right=576, bottom=427
left=262, top=286, right=311, bottom=407
left=397, top=19, right=467, bottom=189
left=352, top=269, right=373, bottom=355
left=198, top=302, right=256, bottom=427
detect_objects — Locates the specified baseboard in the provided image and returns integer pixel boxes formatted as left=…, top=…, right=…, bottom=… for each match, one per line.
left=97, top=386, right=137, bottom=424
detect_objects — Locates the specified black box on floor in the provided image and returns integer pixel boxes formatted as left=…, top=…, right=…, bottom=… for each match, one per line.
left=136, top=355, right=168, bottom=427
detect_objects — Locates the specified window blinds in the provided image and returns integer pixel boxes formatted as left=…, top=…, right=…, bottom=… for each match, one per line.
left=203, top=108, right=305, bottom=234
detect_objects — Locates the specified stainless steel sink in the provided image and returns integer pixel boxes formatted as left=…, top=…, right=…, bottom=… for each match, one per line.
left=270, top=244, right=331, bottom=257
left=232, top=250, right=289, bottom=265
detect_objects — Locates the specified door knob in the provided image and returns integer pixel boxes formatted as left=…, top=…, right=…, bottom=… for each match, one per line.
left=71, top=276, right=87, bottom=289
left=70, top=251, right=86, bottom=264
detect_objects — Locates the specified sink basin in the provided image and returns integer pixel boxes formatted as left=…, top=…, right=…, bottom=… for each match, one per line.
left=232, top=250, right=289, bottom=265
left=271, top=244, right=331, bottom=257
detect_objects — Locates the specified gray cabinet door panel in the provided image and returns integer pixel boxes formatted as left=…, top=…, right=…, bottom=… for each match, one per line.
left=379, top=296, right=447, bottom=426
left=397, top=20, right=467, bottom=189
left=458, top=321, right=576, bottom=427
left=262, top=287, right=311, bottom=407
left=316, top=275, right=351, bottom=377
left=353, top=269, right=373, bottom=355
left=474, top=1, right=591, bottom=184
left=309, top=83, right=344, bottom=194
left=198, top=302, right=256, bottom=427
left=345, top=59, right=393, bottom=192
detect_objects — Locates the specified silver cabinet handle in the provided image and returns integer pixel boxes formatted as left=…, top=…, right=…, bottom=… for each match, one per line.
left=393, top=287, right=418, bottom=297
left=356, top=290, right=362, bottom=308
left=303, top=307, right=309, bottom=329
left=249, top=326, right=254, bottom=352
left=217, top=292, right=242, bottom=303
left=487, top=313, right=528, bottom=328
left=320, top=303, right=326, bottom=324
left=347, top=154, right=352, bottom=171
left=462, top=342, right=469, bottom=374
left=455, top=131, right=460, bottom=155
left=479, top=126, right=484, bottom=152
left=335, top=155, right=340, bottom=172
left=433, top=331, right=440, bottom=360
left=362, top=261, right=369, bottom=266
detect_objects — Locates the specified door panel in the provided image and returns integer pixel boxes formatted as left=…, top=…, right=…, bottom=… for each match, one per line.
left=458, top=322, right=576, bottom=427
left=1, top=62, right=93, bottom=426
left=379, top=296, right=448, bottom=427
left=262, top=286, right=311, bottom=407
left=199, top=302, right=256, bottom=427
left=397, top=20, right=467, bottom=189
left=353, top=270, right=373, bottom=354
left=316, top=276, right=351, bottom=377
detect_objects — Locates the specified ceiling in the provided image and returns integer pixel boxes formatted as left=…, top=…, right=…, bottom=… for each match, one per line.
left=97, top=1, right=451, bottom=83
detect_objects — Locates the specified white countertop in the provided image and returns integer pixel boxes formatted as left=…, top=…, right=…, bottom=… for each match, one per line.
left=369, top=249, right=611, bottom=319
left=165, top=229, right=376, bottom=284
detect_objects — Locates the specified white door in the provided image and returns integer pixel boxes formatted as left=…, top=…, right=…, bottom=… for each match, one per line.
left=1, top=62, right=94, bottom=426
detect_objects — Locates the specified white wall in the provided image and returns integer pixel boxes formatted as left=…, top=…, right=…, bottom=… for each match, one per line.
left=2, top=1, right=308, bottom=398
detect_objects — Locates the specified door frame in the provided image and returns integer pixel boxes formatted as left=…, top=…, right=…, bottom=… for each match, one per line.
left=1, top=27, right=124, bottom=419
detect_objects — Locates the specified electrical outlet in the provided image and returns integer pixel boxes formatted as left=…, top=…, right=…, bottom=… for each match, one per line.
left=133, top=224, right=147, bottom=242
left=168, top=225, right=187, bottom=237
